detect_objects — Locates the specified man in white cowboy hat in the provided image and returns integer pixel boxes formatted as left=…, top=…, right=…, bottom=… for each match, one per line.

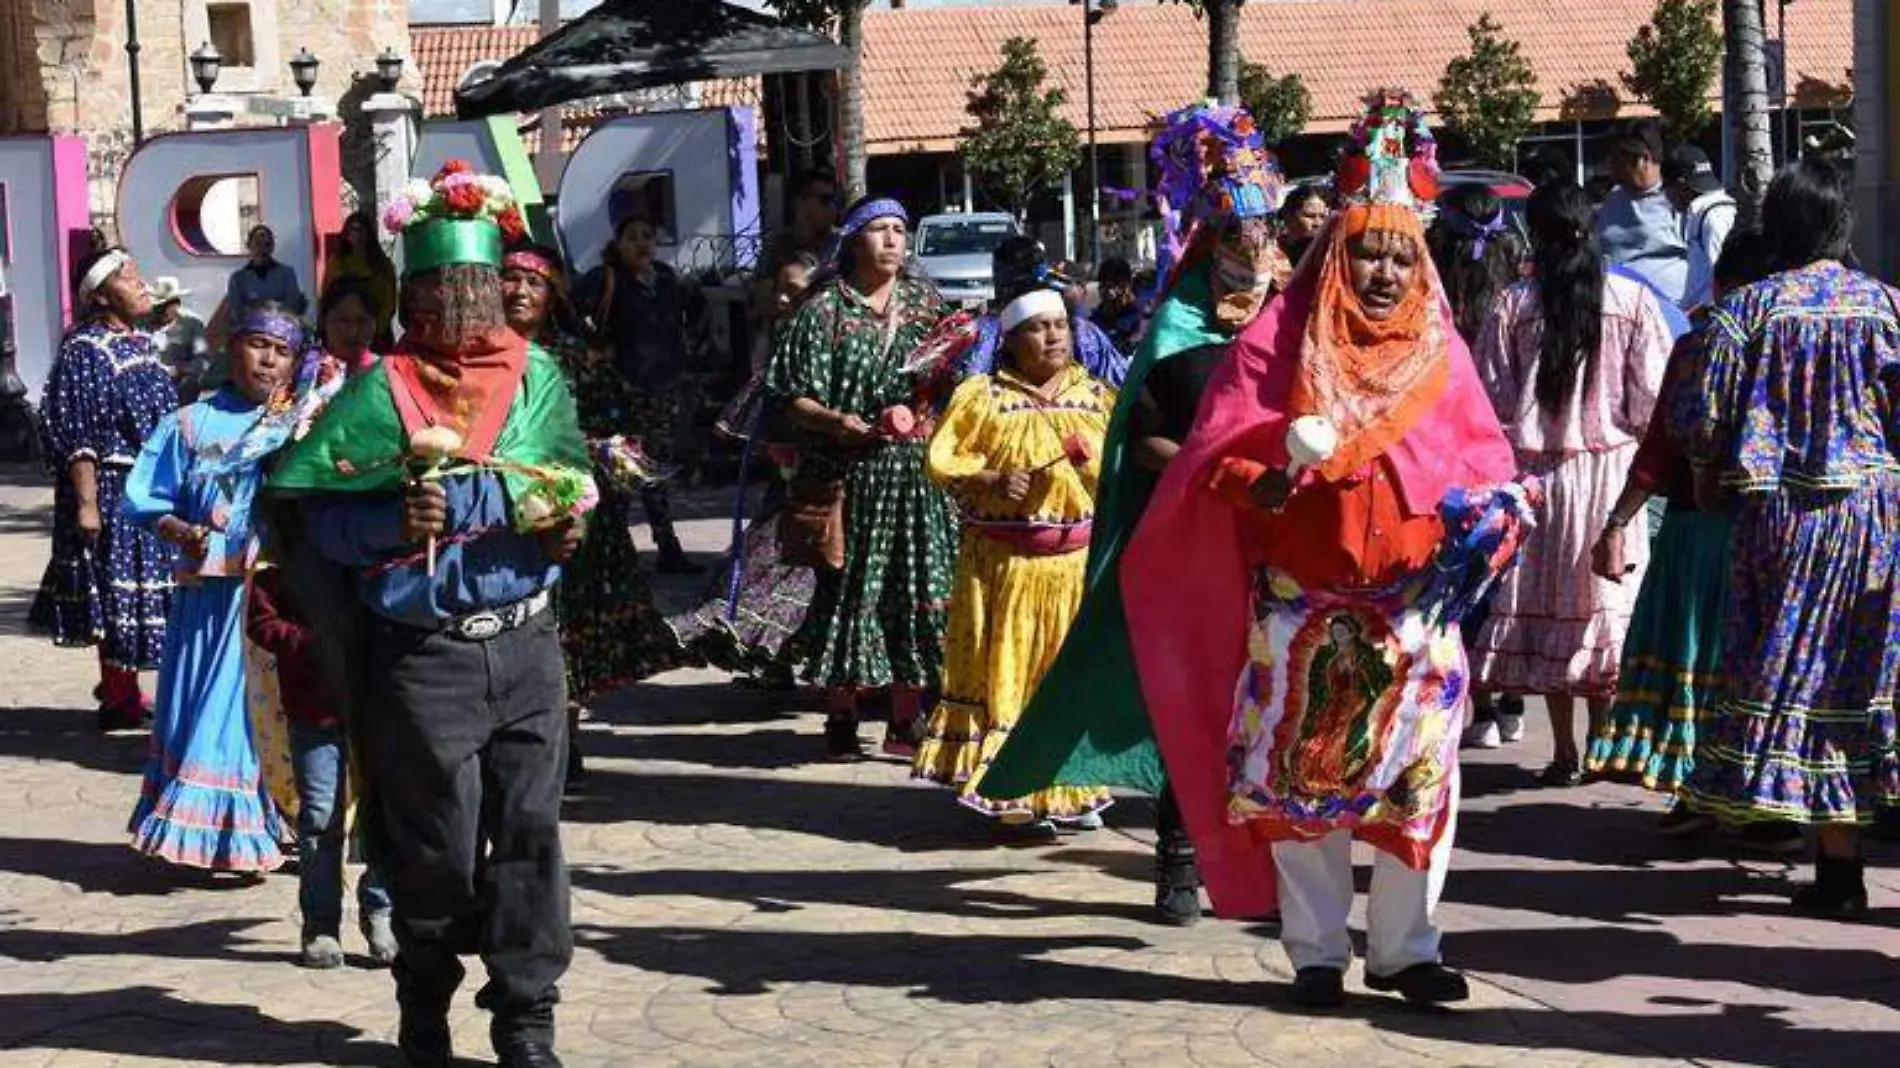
left=145, top=276, right=213, bottom=402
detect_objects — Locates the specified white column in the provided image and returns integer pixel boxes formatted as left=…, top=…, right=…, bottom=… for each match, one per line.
left=363, top=91, right=420, bottom=213
left=1061, top=169, right=1076, bottom=264
left=538, top=0, right=563, bottom=196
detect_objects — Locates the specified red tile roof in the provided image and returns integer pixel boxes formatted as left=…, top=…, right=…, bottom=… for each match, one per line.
left=860, top=0, right=1853, bottom=152
left=411, top=1, right=1854, bottom=157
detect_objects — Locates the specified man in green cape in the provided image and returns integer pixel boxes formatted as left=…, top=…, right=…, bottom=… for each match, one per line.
left=982, top=103, right=1294, bottom=925
left=268, top=161, right=590, bottom=1068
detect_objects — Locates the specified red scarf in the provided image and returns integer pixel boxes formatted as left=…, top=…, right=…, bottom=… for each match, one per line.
left=383, top=327, right=529, bottom=460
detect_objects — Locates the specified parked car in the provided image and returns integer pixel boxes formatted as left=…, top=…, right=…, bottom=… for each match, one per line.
left=909, top=212, right=1021, bottom=307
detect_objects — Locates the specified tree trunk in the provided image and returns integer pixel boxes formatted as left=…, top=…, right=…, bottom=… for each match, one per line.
left=1207, top=0, right=1242, bottom=106
left=838, top=1, right=869, bottom=201
left=1723, top=0, right=1775, bottom=226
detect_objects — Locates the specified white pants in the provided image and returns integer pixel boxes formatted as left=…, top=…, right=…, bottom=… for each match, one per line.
left=1271, top=783, right=1459, bottom=977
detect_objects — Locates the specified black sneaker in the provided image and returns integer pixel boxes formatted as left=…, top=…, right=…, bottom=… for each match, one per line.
left=1739, top=821, right=1804, bottom=855
left=1365, top=962, right=1471, bottom=1006
left=823, top=717, right=863, bottom=760
left=1288, top=966, right=1346, bottom=1009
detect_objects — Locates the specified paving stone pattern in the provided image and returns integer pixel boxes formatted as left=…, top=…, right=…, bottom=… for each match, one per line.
left=0, top=466, right=1893, bottom=1068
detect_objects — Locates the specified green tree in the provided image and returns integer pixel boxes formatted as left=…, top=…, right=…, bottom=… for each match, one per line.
left=1434, top=12, right=1540, bottom=170
left=1237, top=61, right=1311, bottom=145
left=959, top=37, right=1083, bottom=222
left=770, top=1, right=873, bottom=200
left=1163, top=0, right=1246, bottom=106
left=1623, top=0, right=1723, bottom=135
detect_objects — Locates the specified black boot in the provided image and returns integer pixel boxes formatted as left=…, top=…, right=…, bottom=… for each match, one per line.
left=654, top=528, right=704, bottom=575
left=1153, top=788, right=1203, bottom=927
left=1791, top=853, right=1868, bottom=918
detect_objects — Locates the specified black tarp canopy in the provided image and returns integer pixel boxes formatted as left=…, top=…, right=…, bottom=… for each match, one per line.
left=453, top=0, right=848, bottom=119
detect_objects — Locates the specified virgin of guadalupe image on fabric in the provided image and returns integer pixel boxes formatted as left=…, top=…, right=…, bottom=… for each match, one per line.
left=1226, top=570, right=1467, bottom=869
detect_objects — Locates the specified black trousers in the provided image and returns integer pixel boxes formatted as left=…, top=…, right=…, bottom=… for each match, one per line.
left=357, top=609, right=573, bottom=1046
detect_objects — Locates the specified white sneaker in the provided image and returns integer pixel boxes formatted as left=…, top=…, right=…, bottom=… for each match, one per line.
left=1462, top=719, right=1503, bottom=750
left=1497, top=712, right=1526, bottom=743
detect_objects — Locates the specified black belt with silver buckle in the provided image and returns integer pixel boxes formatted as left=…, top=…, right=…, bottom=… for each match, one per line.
left=445, top=589, right=552, bottom=642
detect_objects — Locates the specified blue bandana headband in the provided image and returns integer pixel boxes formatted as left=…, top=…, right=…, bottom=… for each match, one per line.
left=838, top=197, right=908, bottom=243
left=233, top=307, right=306, bottom=353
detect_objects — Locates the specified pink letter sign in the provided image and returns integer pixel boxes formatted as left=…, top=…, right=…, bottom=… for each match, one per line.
left=0, top=135, right=90, bottom=397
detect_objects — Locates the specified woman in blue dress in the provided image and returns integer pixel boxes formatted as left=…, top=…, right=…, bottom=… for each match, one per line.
left=32, top=247, right=179, bottom=730
left=124, top=304, right=303, bottom=872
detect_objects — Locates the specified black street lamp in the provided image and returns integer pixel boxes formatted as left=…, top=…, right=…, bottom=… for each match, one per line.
left=289, top=47, right=321, bottom=97
left=124, top=0, right=145, bottom=143
left=1071, top=0, right=1118, bottom=271
left=375, top=46, right=406, bottom=93
left=190, top=41, right=222, bottom=95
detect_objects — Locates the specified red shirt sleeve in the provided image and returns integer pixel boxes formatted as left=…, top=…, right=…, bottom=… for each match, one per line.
left=246, top=569, right=313, bottom=659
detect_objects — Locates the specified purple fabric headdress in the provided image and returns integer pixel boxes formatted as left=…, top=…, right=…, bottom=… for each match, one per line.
left=838, top=198, right=908, bottom=243
left=1444, top=205, right=1510, bottom=261
left=232, top=305, right=306, bottom=353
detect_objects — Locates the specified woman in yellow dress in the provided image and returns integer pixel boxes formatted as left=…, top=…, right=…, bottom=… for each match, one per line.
left=912, top=283, right=1116, bottom=829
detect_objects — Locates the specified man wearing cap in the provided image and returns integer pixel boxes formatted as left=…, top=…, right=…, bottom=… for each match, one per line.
left=1663, top=145, right=1739, bottom=311
left=1596, top=119, right=1690, bottom=307
left=268, top=162, right=590, bottom=1068
left=145, top=276, right=213, bottom=402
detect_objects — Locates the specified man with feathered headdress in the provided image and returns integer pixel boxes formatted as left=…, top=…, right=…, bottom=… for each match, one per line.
left=982, top=101, right=1293, bottom=925
left=267, top=161, right=592, bottom=1067
left=1119, top=90, right=1531, bottom=1008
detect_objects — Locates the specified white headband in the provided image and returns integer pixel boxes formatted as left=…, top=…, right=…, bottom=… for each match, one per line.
left=77, top=250, right=130, bottom=306
left=998, top=288, right=1067, bottom=333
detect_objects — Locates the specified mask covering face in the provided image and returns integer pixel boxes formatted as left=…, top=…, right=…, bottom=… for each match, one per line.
left=1210, top=216, right=1288, bottom=330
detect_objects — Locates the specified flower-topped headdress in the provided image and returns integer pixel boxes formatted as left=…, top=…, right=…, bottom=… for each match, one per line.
left=382, top=160, right=529, bottom=278
left=1149, top=101, right=1288, bottom=279
left=1334, top=89, right=1441, bottom=215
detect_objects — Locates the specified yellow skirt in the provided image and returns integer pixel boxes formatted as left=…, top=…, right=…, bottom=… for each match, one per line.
left=912, top=533, right=1112, bottom=822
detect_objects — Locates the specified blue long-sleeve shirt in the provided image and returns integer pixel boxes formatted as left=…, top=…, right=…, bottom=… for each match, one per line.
left=306, top=471, right=560, bottom=629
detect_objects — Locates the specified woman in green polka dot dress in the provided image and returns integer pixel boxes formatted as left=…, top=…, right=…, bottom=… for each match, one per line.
left=767, top=196, right=956, bottom=758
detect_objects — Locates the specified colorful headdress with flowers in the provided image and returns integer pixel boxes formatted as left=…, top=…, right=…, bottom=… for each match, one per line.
left=382, top=160, right=530, bottom=278
left=1149, top=101, right=1289, bottom=282
left=1333, top=89, right=1441, bottom=216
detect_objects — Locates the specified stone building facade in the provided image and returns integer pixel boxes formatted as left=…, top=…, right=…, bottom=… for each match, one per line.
left=0, top=1, right=413, bottom=217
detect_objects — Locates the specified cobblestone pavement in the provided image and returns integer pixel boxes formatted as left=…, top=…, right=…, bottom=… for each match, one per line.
left=0, top=466, right=1894, bottom=1068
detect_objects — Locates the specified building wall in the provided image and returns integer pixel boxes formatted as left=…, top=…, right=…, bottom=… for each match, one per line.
left=1, top=1, right=412, bottom=218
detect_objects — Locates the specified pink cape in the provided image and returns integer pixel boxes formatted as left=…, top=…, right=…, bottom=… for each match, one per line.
left=1120, top=273, right=1515, bottom=919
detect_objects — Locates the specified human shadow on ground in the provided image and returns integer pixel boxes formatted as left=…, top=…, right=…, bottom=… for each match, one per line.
left=0, top=835, right=275, bottom=898
left=1374, top=997, right=1896, bottom=1068
left=1442, top=858, right=1801, bottom=924
left=572, top=923, right=1257, bottom=1006
left=0, top=916, right=295, bottom=968
left=585, top=680, right=807, bottom=730
left=0, top=986, right=388, bottom=1066
left=570, top=865, right=1155, bottom=925
left=576, top=726, right=820, bottom=771
left=0, top=705, right=148, bottom=774
left=561, top=765, right=1057, bottom=854
left=1448, top=924, right=1900, bottom=1011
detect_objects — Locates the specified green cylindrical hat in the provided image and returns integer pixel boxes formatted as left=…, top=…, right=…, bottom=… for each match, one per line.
left=403, top=217, right=503, bottom=278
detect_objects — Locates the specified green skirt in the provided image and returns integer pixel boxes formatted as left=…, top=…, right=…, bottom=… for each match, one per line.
left=1585, top=506, right=1732, bottom=793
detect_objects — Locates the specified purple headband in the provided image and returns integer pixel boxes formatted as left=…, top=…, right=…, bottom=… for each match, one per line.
left=233, top=306, right=306, bottom=352
left=1446, top=207, right=1510, bottom=261
left=838, top=197, right=908, bottom=243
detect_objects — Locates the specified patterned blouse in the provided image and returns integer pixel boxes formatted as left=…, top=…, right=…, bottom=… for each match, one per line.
left=1476, top=271, right=1673, bottom=456
left=1672, top=260, right=1900, bottom=493
left=925, top=363, right=1113, bottom=528
left=40, top=320, right=179, bottom=469
left=766, top=275, right=944, bottom=482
